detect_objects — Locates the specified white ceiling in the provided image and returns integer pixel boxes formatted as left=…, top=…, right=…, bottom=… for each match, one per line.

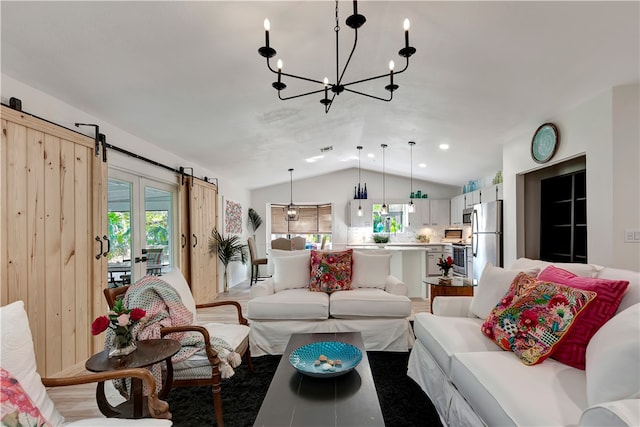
left=2, top=1, right=638, bottom=190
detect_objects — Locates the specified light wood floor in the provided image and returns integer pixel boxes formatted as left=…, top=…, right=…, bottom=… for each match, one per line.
left=46, top=279, right=430, bottom=422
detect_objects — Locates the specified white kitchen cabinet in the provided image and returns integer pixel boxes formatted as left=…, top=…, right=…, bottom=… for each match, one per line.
left=426, top=246, right=444, bottom=276
left=464, top=190, right=481, bottom=208
left=449, top=194, right=461, bottom=225
left=408, top=199, right=430, bottom=227
left=480, top=183, right=503, bottom=203
left=430, top=199, right=450, bottom=226
left=348, top=199, right=371, bottom=227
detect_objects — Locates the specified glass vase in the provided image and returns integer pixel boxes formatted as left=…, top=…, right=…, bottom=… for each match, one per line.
left=109, top=329, right=137, bottom=358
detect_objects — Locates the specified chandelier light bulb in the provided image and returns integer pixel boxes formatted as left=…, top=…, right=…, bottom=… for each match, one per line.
left=323, top=77, right=329, bottom=87
left=277, top=59, right=283, bottom=70
left=389, top=60, right=395, bottom=71
left=264, top=18, right=271, bottom=31
left=404, top=19, right=410, bottom=31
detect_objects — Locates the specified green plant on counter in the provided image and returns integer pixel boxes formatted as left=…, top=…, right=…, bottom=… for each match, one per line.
left=373, top=234, right=390, bottom=244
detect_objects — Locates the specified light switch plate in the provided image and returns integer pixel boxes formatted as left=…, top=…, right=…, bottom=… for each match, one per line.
left=624, top=229, right=640, bottom=243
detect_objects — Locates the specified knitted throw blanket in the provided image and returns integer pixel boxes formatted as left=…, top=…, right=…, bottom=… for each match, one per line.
left=107, top=275, right=239, bottom=396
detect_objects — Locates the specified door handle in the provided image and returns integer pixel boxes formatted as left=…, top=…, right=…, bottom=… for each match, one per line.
left=134, top=256, right=148, bottom=263
left=95, top=236, right=103, bottom=260
left=192, top=234, right=197, bottom=248
left=102, top=235, right=110, bottom=258
left=181, top=234, right=186, bottom=248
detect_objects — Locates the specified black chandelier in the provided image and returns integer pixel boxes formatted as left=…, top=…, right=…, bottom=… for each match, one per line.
left=258, top=0, right=416, bottom=113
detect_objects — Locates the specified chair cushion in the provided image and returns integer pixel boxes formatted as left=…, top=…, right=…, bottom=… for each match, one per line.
left=309, top=249, right=352, bottom=293
left=247, top=289, right=329, bottom=320
left=351, top=251, right=391, bottom=289
left=469, top=263, right=539, bottom=319
left=0, top=301, right=65, bottom=427
left=173, top=323, right=250, bottom=370
left=481, top=273, right=596, bottom=365
left=273, top=253, right=310, bottom=292
left=538, top=265, right=629, bottom=369
left=329, top=288, right=411, bottom=318
left=412, top=312, right=499, bottom=377
left=585, top=303, right=640, bottom=406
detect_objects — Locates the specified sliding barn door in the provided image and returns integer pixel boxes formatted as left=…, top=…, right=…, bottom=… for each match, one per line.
left=1, top=106, right=107, bottom=376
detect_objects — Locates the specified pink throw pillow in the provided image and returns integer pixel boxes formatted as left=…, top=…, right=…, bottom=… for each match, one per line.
left=538, top=265, right=629, bottom=369
left=482, top=272, right=596, bottom=365
left=0, top=368, right=52, bottom=427
left=309, top=249, right=353, bottom=293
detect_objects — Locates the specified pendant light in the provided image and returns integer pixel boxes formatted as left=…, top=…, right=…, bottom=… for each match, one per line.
left=357, top=146, right=363, bottom=216
left=380, top=144, right=388, bottom=215
left=408, top=141, right=416, bottom=213
left=285, top=168, right=299, bottom=221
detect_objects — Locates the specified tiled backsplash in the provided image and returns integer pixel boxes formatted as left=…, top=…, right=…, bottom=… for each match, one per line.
left=348, top=225, right=471, bottom=244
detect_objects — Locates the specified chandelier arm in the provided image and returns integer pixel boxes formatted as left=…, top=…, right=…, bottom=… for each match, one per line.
left=336, top=28, right=360, bottom=85
left=324, top=92, right=337, bottom=114
left=278, top=87, right=328, bottom=101
left=343, top=87, right=393, bottom=102
left=341, top=57, right=410, bottom=88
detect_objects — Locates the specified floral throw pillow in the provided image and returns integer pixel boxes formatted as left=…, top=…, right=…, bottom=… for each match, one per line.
left=0, top=368, right=52, bottom=427
left=481, top=273, right=596, bottom=365
left=309, top=249, right=353, bottom=293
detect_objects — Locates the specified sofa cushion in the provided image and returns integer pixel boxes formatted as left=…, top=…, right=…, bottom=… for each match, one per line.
left=538, top=265, right=629, bottom=369
left=413, top=312, right=499, bottom=377
left=351, top=251, right=391, bottom=289
left=329, top=288, right=411, bottom=318
left=267, top=248, right=301, bottom=276
left=451, top=351, right=587, bottom=427
left=0, top=301, right=65, bottom=427
left=481, top=273, right=596, bottom=365
left=0, top=368, right=52, bottom=427
left=510, top=257, right=600, bottom=277
left=273, top=253, right=310, bottom=292
left=309, top=249, right=353, bottom=293
left=247, top=289, right=329, bottom=320
left=596, top=267, right=640, bottom=314
left=585, top=303, right=640, bottom=406
left=580, top=399, right=640, bottom=427
left=469, top=263, right=539, bottom=319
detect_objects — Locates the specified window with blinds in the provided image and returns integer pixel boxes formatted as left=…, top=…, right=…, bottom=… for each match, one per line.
left=270, top=204, right=332, bottom=235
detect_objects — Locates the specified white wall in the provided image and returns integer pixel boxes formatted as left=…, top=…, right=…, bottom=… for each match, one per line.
left=2, top=74, right=252, bottom=290
left=503, top=83, right=639, bottom=271
left=249, top=168, right=459, bottom=256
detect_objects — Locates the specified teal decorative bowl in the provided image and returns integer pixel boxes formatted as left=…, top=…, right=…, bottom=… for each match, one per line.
left=289, top=341, right=362, bottom=378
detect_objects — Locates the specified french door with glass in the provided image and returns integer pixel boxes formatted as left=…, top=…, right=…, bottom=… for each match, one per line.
left=107, top=170, right=176, bottom=285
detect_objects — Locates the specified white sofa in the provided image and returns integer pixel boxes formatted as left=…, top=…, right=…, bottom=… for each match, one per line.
left=408, top=258, right=640, bottom=427
left=247, top=249, right=415, bottom=356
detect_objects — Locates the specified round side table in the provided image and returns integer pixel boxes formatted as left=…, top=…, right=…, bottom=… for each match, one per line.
left=85, top=338, right=180, bottom=419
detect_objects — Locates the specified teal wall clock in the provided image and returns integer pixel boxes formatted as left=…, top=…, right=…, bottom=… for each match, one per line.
left=531, top=123, right=559, bottom=164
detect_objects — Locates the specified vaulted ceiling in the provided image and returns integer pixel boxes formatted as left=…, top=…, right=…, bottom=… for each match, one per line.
left=2, top=1, right=638, bottom=189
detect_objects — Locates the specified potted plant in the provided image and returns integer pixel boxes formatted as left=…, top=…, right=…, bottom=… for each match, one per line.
left=248, top=208, right=263, bottom=241
left=208, top=228, right=247, bottom=293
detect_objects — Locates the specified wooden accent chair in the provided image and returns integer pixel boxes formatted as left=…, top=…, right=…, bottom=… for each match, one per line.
left=247, top=237, right=268, bottom=285
left=1, top=300, right=172, bottom=425
left=291, top=236, right=307, bottom=250
left=103, top=270, right=253, bottom=427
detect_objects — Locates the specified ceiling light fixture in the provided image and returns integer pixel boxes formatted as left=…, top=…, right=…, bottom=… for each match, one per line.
left=285, top=168, right=299, bottom=221
left=356, top=145, right=364, bottom=216
left=259, top=0, right=416, bottom=114
left=408, top=141, right=416, bottom=213
left=380, top=143, right=388, bottom=215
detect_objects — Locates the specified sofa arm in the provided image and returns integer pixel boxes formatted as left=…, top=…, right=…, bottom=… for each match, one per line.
left=580, top=399, right=640, bottom=427
left=432, top=296, right=473, bottom=317
left=250, top=277, right=275, bottom=298
left=385, top=275, right=408, bottom=296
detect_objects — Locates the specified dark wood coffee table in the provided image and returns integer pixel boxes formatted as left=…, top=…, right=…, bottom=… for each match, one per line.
left=253, top=332, right=384, bottom=427
left=85, top=338, right=180, bottom=419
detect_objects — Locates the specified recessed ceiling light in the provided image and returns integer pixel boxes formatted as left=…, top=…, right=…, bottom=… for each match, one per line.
left=419, top=163, right=426, bottom=168
left=439, top=143, right=450, bottom=150
left=367, top=153, right=375, bottom=158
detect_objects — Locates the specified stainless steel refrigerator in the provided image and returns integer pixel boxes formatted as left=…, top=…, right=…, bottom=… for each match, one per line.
left=471, top=200, right=503, bottom=284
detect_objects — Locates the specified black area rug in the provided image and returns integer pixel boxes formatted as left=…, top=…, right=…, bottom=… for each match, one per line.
left=167, top=351, right=442, bottom=427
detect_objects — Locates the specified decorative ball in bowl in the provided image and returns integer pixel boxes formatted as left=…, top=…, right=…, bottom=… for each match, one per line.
left=289, top=341, right=362, bottom=378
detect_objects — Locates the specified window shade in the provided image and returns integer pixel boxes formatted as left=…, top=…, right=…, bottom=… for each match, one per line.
left=270, top=203, right=332, bottom=234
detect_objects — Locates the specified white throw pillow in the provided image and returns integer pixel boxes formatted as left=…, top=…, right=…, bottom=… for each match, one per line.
left=510, top=257, right=598, bottom=277
left=0, top=300, right=65, bottom=426
left=267, top=249, right=300, bottom=276
left=273, top=253, right=310, bottom=292
left=161, top=269, right=197, bottom=319
left=351, top=251, right=391, bottom=289
left=586, top=303, right=640, bottom=406
left=468, top=263, right=539, bottom=319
